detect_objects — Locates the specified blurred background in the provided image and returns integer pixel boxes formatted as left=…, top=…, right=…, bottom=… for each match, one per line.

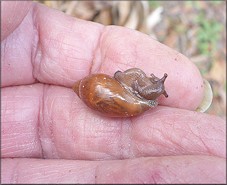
left=36, top=1, right=226, bottom=119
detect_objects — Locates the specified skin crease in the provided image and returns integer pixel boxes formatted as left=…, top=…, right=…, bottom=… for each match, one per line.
left=1, top=1, right=226, bottom=184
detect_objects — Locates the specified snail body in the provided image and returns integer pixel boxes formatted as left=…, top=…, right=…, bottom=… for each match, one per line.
left=73, top=68, right=168, bottom=117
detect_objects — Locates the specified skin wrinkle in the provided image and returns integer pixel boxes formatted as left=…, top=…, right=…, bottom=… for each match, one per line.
left=98, top=35, right=111, bottom=73
left=171, top=123, right=210, bottom=155
left=53, top=66, right=76, bottom=82
left=2, top=90, right=40, bottom=158
left=133, top=35, right=143, bottom=69
left=186, top=122, right=211, bottom=153
left=82, top=111, right=87, bottom=159
left=143, top=121, right=161, bottom=155
left=89, top=25, right=104, bottom=75
left=3, top=141, right=35, bottom=151
left=40, top=53, right=61, bottom=83
left=172, top=125, right=197, bottom=150
left=187, top=119, right=222, bottom=156
left=32, top=4, right=43, bottom=83
left=119, top=118, right=125, bottom=159
left=136, top=123, right=162, bottom=156
left=107, top=27, right=138, bottom=71
left=41, top=45, right=67, bottom=81
left=11, top=159, right=19, bottom=183
left=2, top=155, right=225, bottom=183
left=37, top=84, right=44, bottom=158
left=33, top=7, right=59, bottom=84
left=116, top=119, right=132, bottom=159
left=150, top=128, right=174, bottom=154
left=99, top=26, right=134, bottom=72
left=126, top=118, right=135, bottom=158
left=118, top=119, right=130, bottom=159
left=49, top=89, right=62, bottom=158
left=50, top=42, right=90, bottom=61
left=3, top=149, right=21, bottom=156
left=167, top=120, right=184, bottom=147
left=31, top=3, right=104, bottom=85
left=198, top=134, right=213, bottom=155
left=78, top=118, right=96, bottom=158
left=156, top=159, right=178, bottom=183
left=50, top=41, right=79, bottom=81
left=150, top=170, right=166, bottom=183
left=161, top=126, right=186, bottom=152
left=151, top=174, right=158, bottom=184
left=80, top=113, right=95, bottom=159
left=41, top=85, right=57, bottom=158
left=161, top=162, right=174, bottom=183
left=94, top=164, right=99, bottom=184
left=80, top=119, right=116, bottom=160
left=133, top=118, right=191, bottom=156
left=145, top=109, right=224, bottom=157
left=113, top=123, right=127, bottom=158
left=31, top=15, right=40, bottom=83
left=68, top=97, right=77, bottom=153
left=166, top=121, right=198, bottom=153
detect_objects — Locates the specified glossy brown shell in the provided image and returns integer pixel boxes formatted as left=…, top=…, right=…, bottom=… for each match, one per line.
left=72, top=68, right=168, bottom=117
left=73, top=74, right=153, bottom=117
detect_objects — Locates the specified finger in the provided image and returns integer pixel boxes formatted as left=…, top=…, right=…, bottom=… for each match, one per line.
left=2, top=84, right=43, bottom=158
left=2, top=156, right=225, bottom=183
left=1, top=2, right=203, bottom=110
left=2, top=84, right=225, bottom=159
left=1, top=1, right=32, bottom=40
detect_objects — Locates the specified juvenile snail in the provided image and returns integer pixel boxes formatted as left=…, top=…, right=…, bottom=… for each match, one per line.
left=72, top=68, right=168, bottom=117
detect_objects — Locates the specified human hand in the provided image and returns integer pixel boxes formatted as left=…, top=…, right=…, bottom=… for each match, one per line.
left=1, top=1, right=225, bottom=183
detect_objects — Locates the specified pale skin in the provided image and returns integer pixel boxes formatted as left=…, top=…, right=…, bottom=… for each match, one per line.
left=1, top=1, right=226, bottom=184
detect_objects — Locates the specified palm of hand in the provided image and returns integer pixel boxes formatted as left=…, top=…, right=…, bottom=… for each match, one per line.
left=1, top=1, right=225, bottom=184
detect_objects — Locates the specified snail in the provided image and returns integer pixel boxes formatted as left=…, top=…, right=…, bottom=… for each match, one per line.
left=72, top=68, right=168, bottom=117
